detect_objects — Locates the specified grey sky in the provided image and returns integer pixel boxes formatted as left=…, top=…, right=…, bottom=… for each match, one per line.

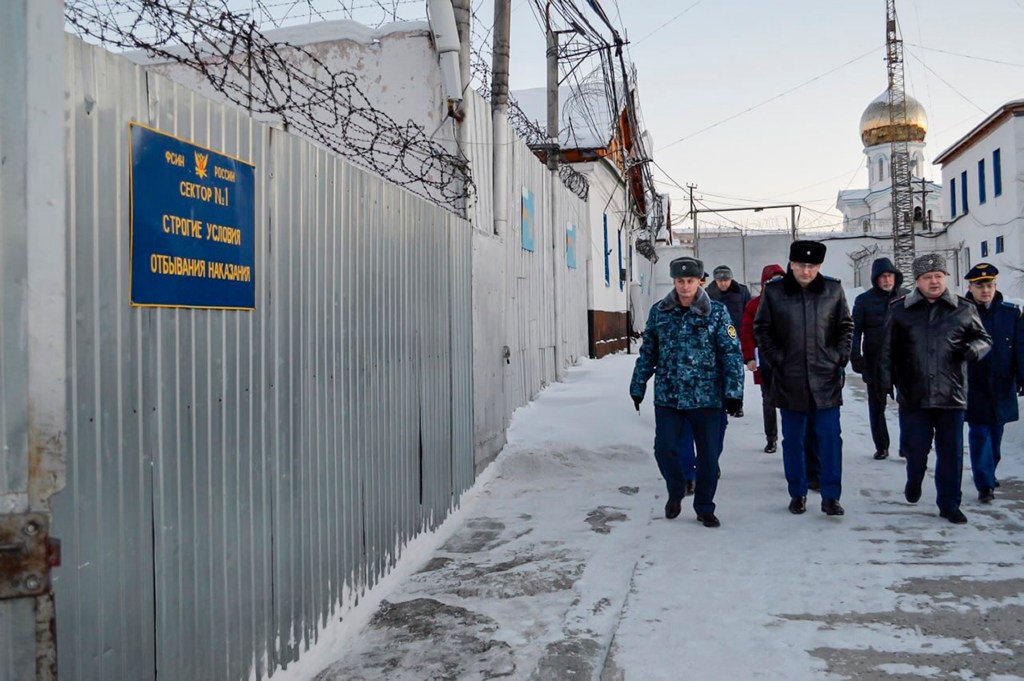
left=495, top=0, right=1024, bottom=230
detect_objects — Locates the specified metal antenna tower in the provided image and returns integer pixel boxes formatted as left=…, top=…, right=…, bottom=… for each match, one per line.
left=886, top=0, right=916, bottom=276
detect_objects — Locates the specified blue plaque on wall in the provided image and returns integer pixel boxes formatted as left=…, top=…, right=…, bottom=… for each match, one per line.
left=566, top=223, right=577, bottom=269
left=521, top=187, right=535, bottom=252
left=129, top=122, right=256, bottom=309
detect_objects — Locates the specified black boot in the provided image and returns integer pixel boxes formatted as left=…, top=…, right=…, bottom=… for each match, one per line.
left=696, top=512, right=720, bottom=528
left=665, top=497, right=682, bottom=519
left=940, top=508, right=968, bottom=524
left=873, top=449, right=888, bottom=460
left=979, top=487, right=995, bottom=503
left=904, top=481, right=922, bottom=504
left=821, top=499, right=845, bottom=516
left=788, top=496, right=806, bottom=514
left=764, top=439, right=777, bottom=453
left=684, top=479, right=695, bottom=497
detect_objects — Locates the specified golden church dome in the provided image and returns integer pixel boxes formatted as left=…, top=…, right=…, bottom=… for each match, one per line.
left=860, top=90, right=928, bottom=147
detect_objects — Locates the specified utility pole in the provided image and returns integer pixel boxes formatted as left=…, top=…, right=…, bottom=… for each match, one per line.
left=491, top=0, right=510, bottom=236
left=920, top=176, right=931, bottom=232
left=886, top=0, right=916, bottom=277
left=790, top=204, right=797, bottom=241
left=687, top=183, right=698, bottom=256
left=546, top=2, right=564, bottom=379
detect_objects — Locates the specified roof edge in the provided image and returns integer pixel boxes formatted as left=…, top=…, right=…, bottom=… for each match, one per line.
left=934, top=100, right=1024, bottom=165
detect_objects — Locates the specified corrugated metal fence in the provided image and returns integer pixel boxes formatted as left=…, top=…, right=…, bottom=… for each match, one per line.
left=52, top=36, right=473, bottom=681
left=463, top=92, right=590, bottom=466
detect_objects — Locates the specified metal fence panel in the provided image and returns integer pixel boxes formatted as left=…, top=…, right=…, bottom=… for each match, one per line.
left=54, top=36, right=474, bottom=681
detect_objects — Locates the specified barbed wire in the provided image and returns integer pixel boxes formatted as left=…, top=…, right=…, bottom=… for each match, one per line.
left=469, top=34, right=589, bottom=201
left=559, top=165, right=590, bottom=201
left=65, top=0, right=472, bottom=213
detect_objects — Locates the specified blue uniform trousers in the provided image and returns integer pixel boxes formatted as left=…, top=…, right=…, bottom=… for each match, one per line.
left=780, top=406, right=842, bottom=500
left=968, top=422, right=1004, bottom=492
left=677, top=409, right=729, bottom=481
left=899, top=408, right=965, bottom=513
left=654, top=406, right=723, bottom=514
left=804, top=408, right=821, bottom=485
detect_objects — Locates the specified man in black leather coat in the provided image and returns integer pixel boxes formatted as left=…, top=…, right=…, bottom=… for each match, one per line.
left=876, top=253, right=992, bottom=524
left=754, top=240, right=853, bottom=517
left=851, top=257, right=909, bottom=460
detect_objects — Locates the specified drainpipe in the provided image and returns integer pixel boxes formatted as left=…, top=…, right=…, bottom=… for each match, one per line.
left=428, top=0, right=463, bottom=107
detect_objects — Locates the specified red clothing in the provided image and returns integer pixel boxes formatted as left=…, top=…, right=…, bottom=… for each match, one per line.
left=742, top=264, right=786, bottom=385
left=741, top=296, right=763, bottom=384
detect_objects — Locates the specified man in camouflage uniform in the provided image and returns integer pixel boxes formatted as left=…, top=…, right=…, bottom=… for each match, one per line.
left=631, top=256, right=744, bottom=528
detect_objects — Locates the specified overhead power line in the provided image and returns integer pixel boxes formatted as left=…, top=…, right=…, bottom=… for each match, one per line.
left=905, top=50, right=988, bottom=114
left=633, top=0, right=704, bottom=45
left=905, top=42, right=1024, bottom=68
left=656, top=45, right=883, bottom=151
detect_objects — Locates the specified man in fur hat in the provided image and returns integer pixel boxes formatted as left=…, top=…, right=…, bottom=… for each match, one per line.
left=876, top=253, right=992, bottom=524
left=630, top=256, right=744, bottom=528
left=754, top=241, right=853, bottom=517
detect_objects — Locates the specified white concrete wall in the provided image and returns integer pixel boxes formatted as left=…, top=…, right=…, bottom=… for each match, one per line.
left=656, top=229, right=969, bottom=302
left=135, top=22, right=457, bottom=203
left=461, top=93, right=591, bottom=471
left=579, top=160, right=633, bottom=313
left=939, top=116, right=1024, bottom=298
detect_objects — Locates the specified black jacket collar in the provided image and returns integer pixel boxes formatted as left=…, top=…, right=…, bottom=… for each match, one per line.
left=905, top=286, right=958, bottom=309
left=782, top=270, right=825, bottom=294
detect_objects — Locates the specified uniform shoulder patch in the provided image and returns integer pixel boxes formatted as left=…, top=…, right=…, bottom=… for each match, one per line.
left=1000, top=301, right=1020, bottom=310
left=823, top=274, right=840, bottom=282
left=727, top=324, right=737, bottom=339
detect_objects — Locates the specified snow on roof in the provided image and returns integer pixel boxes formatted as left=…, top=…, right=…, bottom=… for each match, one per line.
left=126, top=19, right=430, bottom=65
left=257, top=19, right=431, bottom=47
left=512, top=83, right=621, bottom=150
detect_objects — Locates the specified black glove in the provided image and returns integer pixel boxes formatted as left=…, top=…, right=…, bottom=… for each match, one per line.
left=632, top=395, right=642, bottom=412
left=850, top=355, right=864, bottom=375
left=724, top=397, right=743, bottom=417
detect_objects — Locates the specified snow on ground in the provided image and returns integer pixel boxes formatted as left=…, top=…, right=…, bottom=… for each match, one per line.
left=280, top=354, right=1024, bottom=681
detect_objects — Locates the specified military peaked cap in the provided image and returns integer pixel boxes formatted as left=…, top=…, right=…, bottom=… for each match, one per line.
left=964, top=262, right=999, bottom=282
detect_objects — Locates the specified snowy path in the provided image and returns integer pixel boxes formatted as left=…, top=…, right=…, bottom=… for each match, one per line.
left=289, top=354, right=1024, bottom=681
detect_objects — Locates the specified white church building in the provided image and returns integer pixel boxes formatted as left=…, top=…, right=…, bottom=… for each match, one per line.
left=836, top=90, right=945, bottom=235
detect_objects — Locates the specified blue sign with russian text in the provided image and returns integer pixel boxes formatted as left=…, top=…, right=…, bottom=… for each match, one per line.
left=130, top=123, right=256, bottom=309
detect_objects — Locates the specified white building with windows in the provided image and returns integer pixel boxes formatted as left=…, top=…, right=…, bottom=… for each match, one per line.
left=935, top=99, right=1024, bottom=299
left=836, top=89, right=944, bottom=235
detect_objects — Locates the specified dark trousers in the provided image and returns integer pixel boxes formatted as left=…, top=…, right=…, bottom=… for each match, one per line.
left=865, top=381, right=890, bottom=452
left=899, top=408, right=965, bottom=513
left=678, top=409, right=729, bottom=480
left=654, top=406, right=723, bottom=514
left=968, top=422, right=1005, bottom=492
left=680, top=420, right=696, bottom=482
left=760, top=382, right=778, bottom=441
left=804, top=408, right=821, bottom=484
left=760, top=370, right=778, bottom=441
left=780, top=406, right=842, bottom=500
